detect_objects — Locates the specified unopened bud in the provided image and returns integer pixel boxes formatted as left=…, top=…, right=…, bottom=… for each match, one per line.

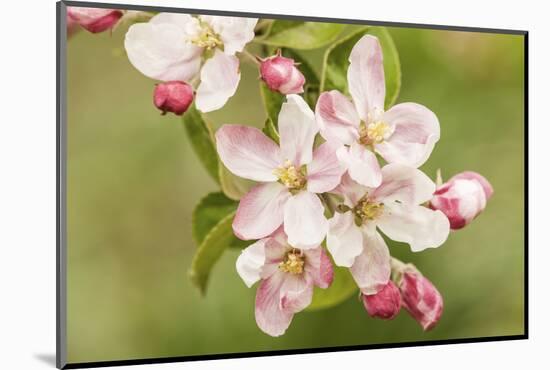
left=361, top=281, right=401, bottom=320
left=430, top=171, right=493, bottom=230
left=153, top=81, right=194, bottom=116
left=67, top=7, right=123, bottom=34
left=399, top=272, right=443, bottom=331
left=259, top=51, right=305, bottom=95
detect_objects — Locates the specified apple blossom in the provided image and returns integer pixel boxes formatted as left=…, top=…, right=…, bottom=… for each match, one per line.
left=236, top=228, right=334, bottom=336
left=326, top=164, right=450, bottom=294
left=153, top=81, right=194, bottom=115
left=124, top=13, right=257, bottom=112
left=430, top=171, right=494, bottom=230
left=315, top=35, right=440, bottom=188
left=259, top=50, right=305, bottom=95
left=362, top=280, right=401, bottom=320
left=216, top=94, right=345, bottom=248
left=399, top=271, right=443, bottom=331
left=67, top=7, right=123, bottom=34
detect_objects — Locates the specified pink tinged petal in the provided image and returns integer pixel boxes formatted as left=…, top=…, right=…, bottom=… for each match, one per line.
left=196, top=50, right=241, bottom=112
left=307, top=142, right=346, bottom=193
left=337, top=142, right=382, bottom=188
left=255, top=272, right=293, bottom=337
left=236, top=239, right=266, bottom=287
left=332, top=172, right=369, bottom=207
left=260, top=231, right=289, bottom=279
left=278, top=67, right=306, bottom=95
left=376, top=103, right=440, bottom=168
left=284, top=192, right=328, bottom=249
left=124, top=15, right=202, bottom=82
left=303, top=247, right=334, bottom=289
left=377, top=203, right=450, bottom=252
left=349, top=229, right=391, bottom=295
left=279, top=274, right=314, bottom=313
left=362, top=280, right=402, bottom=320
left=347, top=35, right=386, bottom=121
left=67, top=7, right=123, bottom=33
left=400, top=272, right=443, bottom=331
left=278, top=95, right=318, bottom=166
left=233, top=182, right=290, bottom=240
left=215, top=125, right=281, bottom=182
left=200, top=15, right=258, bottom=55
left=315, top=91, right=360, bottom=145
left=371, top=163, right=436, bottom=205
left=449, top=171, right=494, bottom=200
left=326, top=211, right=363, bottom=267
left=430, top=173, right=491, bottom=230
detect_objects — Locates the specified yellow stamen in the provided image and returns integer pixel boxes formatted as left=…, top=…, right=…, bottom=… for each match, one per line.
left=274, top=160, right=307, bottom=191
left=359, top=121, right=391, bottom=145
left=355, top=196, right=384, bottom=225
left=279, top=250, right=305, bottom=274
left=192, top=23, right=222, bottom=50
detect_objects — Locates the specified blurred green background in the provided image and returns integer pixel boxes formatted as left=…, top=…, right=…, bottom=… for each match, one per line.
left=66, top=21, right=525, bottom=363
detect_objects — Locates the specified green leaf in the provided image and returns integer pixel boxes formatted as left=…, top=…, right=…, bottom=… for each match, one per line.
left=282, top=49, right=320, bottom=108
left=219, top=162, right=255, bottom=201
left=320, top=26, right=401, bottom=109
left=262, top=117, right=280, bottom=144
left=190, top=192, right=248, bottom=294
left=260, top=83, right=285, bottom=127
left=182, top=105, right=219, bottom=184
left=257, top=21, right=345, bottom=50
left=306, top=265, right=358, bottom=311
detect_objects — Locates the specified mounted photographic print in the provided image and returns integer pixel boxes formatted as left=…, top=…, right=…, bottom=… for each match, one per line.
left=57, top=1, right=527, bottom=368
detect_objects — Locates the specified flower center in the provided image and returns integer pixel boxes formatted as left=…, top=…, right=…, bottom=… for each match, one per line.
left=279, top=250, right=305, bottom=275
left=354, top=196, right=384, bottom=226
left=359, top=121, right=391, bottom=146
left=274, top=160, right=307, bottom=192
left=192, top=23, right=222, bottom=50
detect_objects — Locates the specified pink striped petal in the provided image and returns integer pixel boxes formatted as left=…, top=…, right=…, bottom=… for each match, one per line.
left=347, top=35, right=386, bottom=121
left=215, top=125, right=281, bottom=182
left=449, top=171, right=494, bottom=200
left=327, top=211, right=363, bottom=267
left=315, top=91, right=360, bottom=145
left=283, top=192, right=328, bottom=249
left=278, top=95, right=318, bottom=166
left=233, top=182, right=290, bottom=240
left=349, top=229, right=391, bottom=295
left=280, top=274, right=314, bottom=312
left=255, top=272, right=293, bottom=337
left=307, top=142, right=346, bottom=194
left=376, top=103, right=440, bottom=168
left=337, top=142, right=382, bottom=188
left=370, top=163, right=436, bottom=205
left=304, top=247, right=334, bottom=289
left=196, top=50, right=241, bottom=112
left=377, top=203, right=450, bottom=252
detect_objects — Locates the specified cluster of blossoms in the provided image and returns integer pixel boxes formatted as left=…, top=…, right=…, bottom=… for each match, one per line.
left=216, top=35, right=492, bottom=336
left=69, top=8, right=493, bottom=337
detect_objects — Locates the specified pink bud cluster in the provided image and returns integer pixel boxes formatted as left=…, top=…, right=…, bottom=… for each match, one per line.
left=67, top=7, right=123, bottom=34
left=362, top=270, right=443, bottom=331
left=259, top=50, right=305, bottom=95
left=430, top=171, right=493, bottom=230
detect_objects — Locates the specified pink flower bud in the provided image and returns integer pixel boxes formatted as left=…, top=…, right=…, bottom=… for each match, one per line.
left=400, top=272, right=443, bottom=331
left=259, top=51, right=305, bottom=95
left=430, top=171, right=493, bottom=230
left=362, top=281, right=401, bottom=320
left=67, top=7, right=123, bottom=34
left=153, top=81, right=194, bottom=116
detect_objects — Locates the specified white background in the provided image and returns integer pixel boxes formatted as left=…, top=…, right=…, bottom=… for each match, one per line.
left=0, top=0, right=544, bottom=368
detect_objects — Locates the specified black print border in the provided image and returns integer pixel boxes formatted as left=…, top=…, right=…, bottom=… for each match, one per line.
left=56, top=1, right=529, bottom=368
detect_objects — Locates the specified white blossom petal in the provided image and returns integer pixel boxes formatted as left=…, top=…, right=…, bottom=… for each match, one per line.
left=236, top=239, right=267, bottom=287
left=196, top=50, right=241, bottom=112
left=371, top=163, right=436, bottom=205
left=284, top=192, right=328, bottom=249
left=326, top=211, right=363, bottom=267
